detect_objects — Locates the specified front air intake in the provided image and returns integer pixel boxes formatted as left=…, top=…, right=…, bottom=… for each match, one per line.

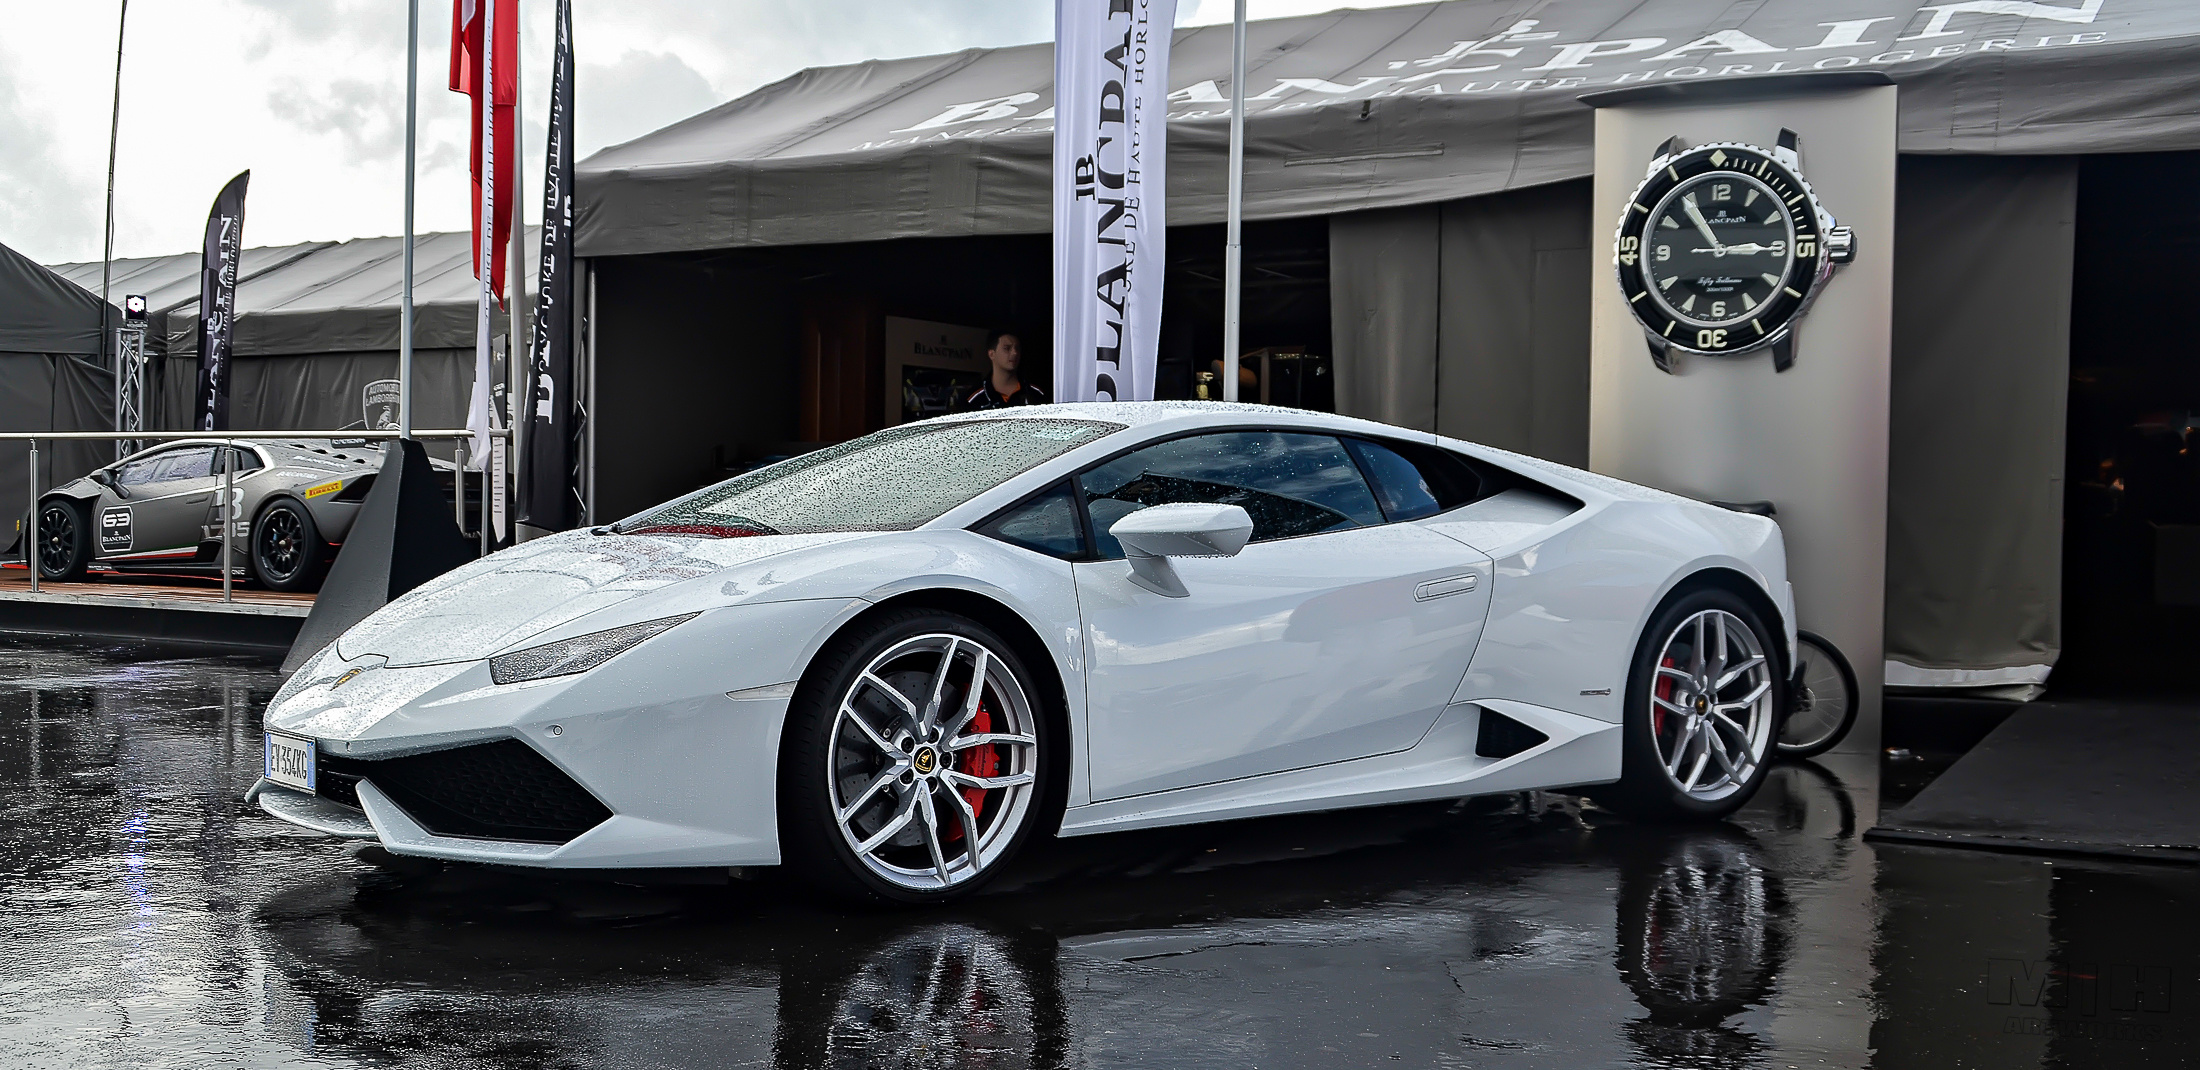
left=318, top=739, right=611, bottom=844
left=1475, top=707, right=1550, bottom=760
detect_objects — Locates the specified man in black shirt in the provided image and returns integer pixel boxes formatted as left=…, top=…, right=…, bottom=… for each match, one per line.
left=962, top=330, right=1049, bottom=410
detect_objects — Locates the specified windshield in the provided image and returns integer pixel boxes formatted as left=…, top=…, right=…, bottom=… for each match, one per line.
left=616, top=418, right=1121, bottom=536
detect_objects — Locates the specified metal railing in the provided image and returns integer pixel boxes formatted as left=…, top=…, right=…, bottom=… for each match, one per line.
left=3, top=429, right=509, bottom=603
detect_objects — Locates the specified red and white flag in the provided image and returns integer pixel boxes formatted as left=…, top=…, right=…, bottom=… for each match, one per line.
left=451, top=0, right=517, bottom=305
left=452, top=0, right=517, bottom=468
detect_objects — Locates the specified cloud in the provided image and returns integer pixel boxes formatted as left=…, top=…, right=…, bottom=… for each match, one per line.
left=0, top=55, right=101, bottom=264
left=267, top=77, right=407, bottom=164
left=577, top=51, right=721, bottom=158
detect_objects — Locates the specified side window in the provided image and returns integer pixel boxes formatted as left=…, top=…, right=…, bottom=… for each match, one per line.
left=151, top=447, right=216, bottom=483
left=1347, top=438, right=1442, bottom=521
left=1079, top=431, right=1384, bottom=559
left=974, top=481, right=1085, bottom=560
left=1346, top=436, right=1488, bottom=519
left=224, top=447, right=263, bottom=473
left=113, top=455, right=164, bottom=487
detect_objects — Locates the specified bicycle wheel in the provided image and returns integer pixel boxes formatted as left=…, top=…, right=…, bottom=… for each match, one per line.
left=1776, top=630, right=1857, bottom=760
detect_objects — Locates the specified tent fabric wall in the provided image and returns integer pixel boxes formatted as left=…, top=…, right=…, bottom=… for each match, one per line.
left=1330, top=181, right=1593, bottom=464
left=0, top=354, right=59, bottom=537
left=1435, top=180, right=1592, bottom=467
left=1, top=241, right=117, bottom=539
left=0, top=353, right=115, bottom=539
left=152, top=350, right=475, bottom=459
left=1329, top=206, right=1439, bottom=432
left=1884, top=155, right=2079, bottom=696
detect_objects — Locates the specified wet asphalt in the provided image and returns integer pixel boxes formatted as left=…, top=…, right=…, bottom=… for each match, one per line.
left=0, top=637, right=2193, bottom=1069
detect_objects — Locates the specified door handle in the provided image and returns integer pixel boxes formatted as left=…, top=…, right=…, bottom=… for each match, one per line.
left=1415, top=574, right=1478, bottom=601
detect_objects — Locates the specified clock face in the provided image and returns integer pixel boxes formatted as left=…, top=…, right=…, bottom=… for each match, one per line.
left=1642, top=173, right=1793, bottom=329
left=1614, top=144, right=1827, bottom=357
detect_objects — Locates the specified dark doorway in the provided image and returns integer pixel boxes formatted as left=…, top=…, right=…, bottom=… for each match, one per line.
left=590, top=236, right=1052, bottom=518
left=591, top=224, right=1334, bottom=521
left=1159, top=217, right=1333, bottom=407
left=2058, top=151, right=2200, bottom=695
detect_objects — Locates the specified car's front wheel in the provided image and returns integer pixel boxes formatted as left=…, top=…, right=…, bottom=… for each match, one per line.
left=1596, top=587, right=1782, bottom=821
left=250, top=498, right=326, bottom=592
left=780, top=609, right=1050, bottom=904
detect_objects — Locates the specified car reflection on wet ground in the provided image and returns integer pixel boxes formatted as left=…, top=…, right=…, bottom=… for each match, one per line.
left=0, top=638, right=2193, bottom=1069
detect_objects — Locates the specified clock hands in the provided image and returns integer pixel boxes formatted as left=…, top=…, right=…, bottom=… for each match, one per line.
left=1681, top=196, right=1724, bottom=255
left=1689, top=242, right=1781, bottom=256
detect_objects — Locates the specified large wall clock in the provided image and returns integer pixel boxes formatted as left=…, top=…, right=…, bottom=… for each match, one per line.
left=1613, top=129, right=1855, bottom=373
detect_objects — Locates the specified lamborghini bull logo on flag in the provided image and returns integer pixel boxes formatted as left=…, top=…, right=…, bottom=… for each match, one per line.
left=1054, top=0, right=1175, bottom=403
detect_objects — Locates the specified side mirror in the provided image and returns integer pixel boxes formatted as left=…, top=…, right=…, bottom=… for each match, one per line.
left=1108, top=503, right=1253, bottom=598
left=90, top=470, right=125, bottom=498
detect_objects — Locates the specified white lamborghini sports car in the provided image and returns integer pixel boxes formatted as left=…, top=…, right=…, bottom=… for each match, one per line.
left=254, top=402, right=1795, bottom=903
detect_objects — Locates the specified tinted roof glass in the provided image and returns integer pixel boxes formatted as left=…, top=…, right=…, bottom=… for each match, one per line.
left=619, top=418, right=1119, bottom=535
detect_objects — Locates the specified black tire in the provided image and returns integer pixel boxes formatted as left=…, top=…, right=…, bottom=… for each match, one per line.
left=779, top=607, right=1055, bottom=905
left=250, top=498, right=327, bottom=592
left=1594, top=586, right=1784, bottom=822
left=33, top=497, right=91, bottom=581
left=1775, top=630, right=1859, bottom=760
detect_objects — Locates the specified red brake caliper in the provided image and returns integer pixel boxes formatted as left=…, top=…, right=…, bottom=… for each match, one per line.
left=1654, top=655, right=1676, bottom=737
left=944, top=701, right=999, bottom=842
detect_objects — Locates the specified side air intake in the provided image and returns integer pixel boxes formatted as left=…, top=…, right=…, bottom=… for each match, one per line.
left=1475, top=707, right=1550, bottom=760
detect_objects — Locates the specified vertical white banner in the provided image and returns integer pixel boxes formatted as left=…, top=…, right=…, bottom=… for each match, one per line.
left=1054, top=0, right=1175, bottom=403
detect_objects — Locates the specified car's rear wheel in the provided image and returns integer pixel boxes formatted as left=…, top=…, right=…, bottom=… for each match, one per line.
left=780, top=609, right=1049, bottom=904
left=1596, top=587, right=1781, bottom=821
left=34, top=497, right=91, bottom=581
left=250, top=498, right=326, bottom=592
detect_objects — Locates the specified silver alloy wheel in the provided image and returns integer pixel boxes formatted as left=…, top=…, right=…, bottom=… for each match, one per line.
left=1650, top=609, right=1775, bottom=802
left=827, top=633, right=1038, bottom=892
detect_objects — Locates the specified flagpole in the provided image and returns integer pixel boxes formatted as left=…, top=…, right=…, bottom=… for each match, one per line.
left=400, top=0, right=417, bottom=440
left=500, top=9, right=522, bottom=550
left=102, top=0, right=128, bottom=455
left=1221, top=0, right=1246, bottom=404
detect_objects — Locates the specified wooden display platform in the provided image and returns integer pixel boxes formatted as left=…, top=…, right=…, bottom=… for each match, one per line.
left=0, top=564, right=311, bottom=653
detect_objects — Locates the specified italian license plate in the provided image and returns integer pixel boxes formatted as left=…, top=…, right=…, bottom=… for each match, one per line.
left=265, top=731, right=317, bottom=792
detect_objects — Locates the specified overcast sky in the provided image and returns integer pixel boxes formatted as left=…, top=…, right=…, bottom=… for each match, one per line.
left=1, top=0, right=1425, bottom=268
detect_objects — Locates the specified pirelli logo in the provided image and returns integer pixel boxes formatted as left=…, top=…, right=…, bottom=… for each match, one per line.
left=303, top=480, right=344, bottom=500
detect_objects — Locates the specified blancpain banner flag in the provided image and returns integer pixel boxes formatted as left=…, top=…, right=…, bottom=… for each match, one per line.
left=1053, top=0, right=1175, bottom=403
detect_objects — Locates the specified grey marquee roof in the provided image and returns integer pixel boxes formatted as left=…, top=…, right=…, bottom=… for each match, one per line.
left=575, top=0, right=2199, bottom=258
left=47, top=229, right=538, bottom=358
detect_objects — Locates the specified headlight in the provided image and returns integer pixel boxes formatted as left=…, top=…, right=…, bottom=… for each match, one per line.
left=488, top=613, right=698, bottom=685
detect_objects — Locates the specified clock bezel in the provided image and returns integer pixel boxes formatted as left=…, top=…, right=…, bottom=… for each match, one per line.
left=1614, top=142, right=1834, bottom=360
